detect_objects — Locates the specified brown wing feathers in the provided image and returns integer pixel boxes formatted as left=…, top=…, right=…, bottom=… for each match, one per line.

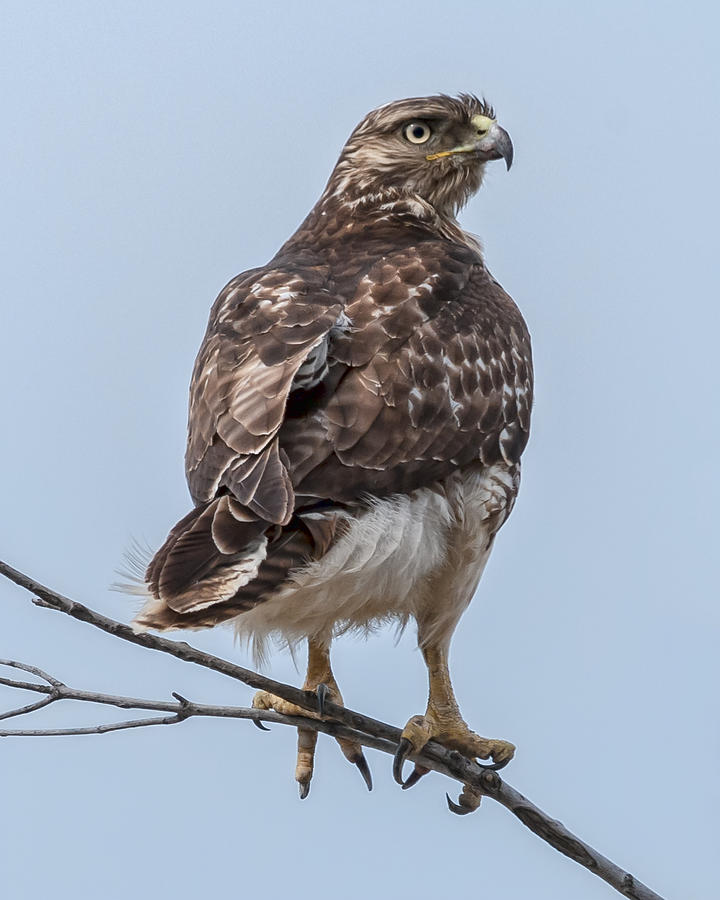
left=136, top=236, right=532, bottom=631
left=284, top=254, right=532, bottom=504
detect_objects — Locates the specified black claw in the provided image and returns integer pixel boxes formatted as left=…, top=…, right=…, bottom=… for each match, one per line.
left=401, top=765, right=429, bottom=791
left=316, top=682, right=329, bottom=717
left=392, top=737, right=413, bottom=785
left=252, top=718, right=271, bottom=731
left=354, top=753, right=373, bottom=792
left=298, top=781, right=310, bottom=800
left=446, top=792, right=475, bottom=816
left=476, top=757, right=510, bottom=771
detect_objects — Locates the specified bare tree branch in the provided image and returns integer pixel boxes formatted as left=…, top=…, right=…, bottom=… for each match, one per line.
left=0, top=663, right=395, bottom=753
left=1, top=713, right=187, bottom=736
left=0, top=658, right=64, bottom=686
left=0, top=694, right=56, bottom=722
left=0, top=558, right=666, bottom=900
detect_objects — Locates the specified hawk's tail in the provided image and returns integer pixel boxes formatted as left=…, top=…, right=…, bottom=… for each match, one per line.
left=130, top=495, right=343, bottom=633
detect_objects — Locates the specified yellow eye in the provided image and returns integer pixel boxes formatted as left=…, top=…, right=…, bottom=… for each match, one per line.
left=404, top=121, right=432, bottom=144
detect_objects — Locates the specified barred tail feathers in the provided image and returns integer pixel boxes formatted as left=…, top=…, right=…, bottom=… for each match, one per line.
left=130, top=497, right=345, bottom=633
left=132, top=496, right=268, bottom=632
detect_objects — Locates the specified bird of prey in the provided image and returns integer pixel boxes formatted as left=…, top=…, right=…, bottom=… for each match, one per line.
left=133, top=94, right=533, bottom=809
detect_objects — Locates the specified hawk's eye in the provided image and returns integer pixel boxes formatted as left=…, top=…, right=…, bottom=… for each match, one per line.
left=403, top=122, right=432, bottom=144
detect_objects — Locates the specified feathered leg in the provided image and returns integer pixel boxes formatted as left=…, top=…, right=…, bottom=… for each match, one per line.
left=252, top=638, right=372, bottom=798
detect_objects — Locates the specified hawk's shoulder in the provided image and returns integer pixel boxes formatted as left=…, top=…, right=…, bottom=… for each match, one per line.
left=185, top=261, right=343, bottom=517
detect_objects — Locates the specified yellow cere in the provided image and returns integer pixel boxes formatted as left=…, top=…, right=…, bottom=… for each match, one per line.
left=470, top=113, right=496, bottom=134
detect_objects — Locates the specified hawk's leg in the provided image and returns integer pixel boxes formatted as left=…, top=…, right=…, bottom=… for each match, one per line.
left=394, top=643, right=515, bottom=811
left=252, top=638, right=372, bottom=798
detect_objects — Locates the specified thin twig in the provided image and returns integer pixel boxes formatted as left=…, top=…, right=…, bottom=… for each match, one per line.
left=0, top=558, right=666, bottom=900
left=0, top=658, right=63, bottom=686
left=1, top=714, right=187, bottom=736
left=0, top=694, right=56, bottom=722
left=0, top=676, right=54, bottom=693
left=0, top=664, right=398, bottom=752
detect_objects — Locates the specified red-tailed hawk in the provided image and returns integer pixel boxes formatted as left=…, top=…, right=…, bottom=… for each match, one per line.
left=133, top=94, right=532, bottom=809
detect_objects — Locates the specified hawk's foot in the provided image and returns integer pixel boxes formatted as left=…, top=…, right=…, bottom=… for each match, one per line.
left=252, top=690, right=308, bottom=720
left=252, top=679, right=371, bottom=799
left=251, top=689, right=319, bottom=797
left=393, top=709, right=515, bottom=804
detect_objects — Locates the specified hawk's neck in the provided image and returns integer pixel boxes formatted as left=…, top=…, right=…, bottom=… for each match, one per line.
left=281, top=190, right=483, bottom=258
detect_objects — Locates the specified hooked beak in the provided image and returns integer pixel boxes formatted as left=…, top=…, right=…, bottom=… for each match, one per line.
left=477, top=122, right=514, bottom=170
left=426, top=121, right=514, bottom=170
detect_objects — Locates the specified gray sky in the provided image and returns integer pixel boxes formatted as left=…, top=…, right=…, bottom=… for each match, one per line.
left=1, top=2, right=717, bottom=898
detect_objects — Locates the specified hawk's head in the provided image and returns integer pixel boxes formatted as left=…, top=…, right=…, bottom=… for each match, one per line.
left=325, top=94, right=513, bottom=217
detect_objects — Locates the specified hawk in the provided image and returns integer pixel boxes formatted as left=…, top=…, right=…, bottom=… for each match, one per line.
left=133, top=94, right=533, bottom=807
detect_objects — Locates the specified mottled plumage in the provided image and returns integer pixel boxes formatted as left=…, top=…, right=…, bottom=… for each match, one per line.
left=135, top=95, right=532, bottom=656
left=133, top=92, right=533, bottom=798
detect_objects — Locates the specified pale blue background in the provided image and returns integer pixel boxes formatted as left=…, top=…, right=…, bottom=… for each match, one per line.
left=1, top=2, right=717, bottom=898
